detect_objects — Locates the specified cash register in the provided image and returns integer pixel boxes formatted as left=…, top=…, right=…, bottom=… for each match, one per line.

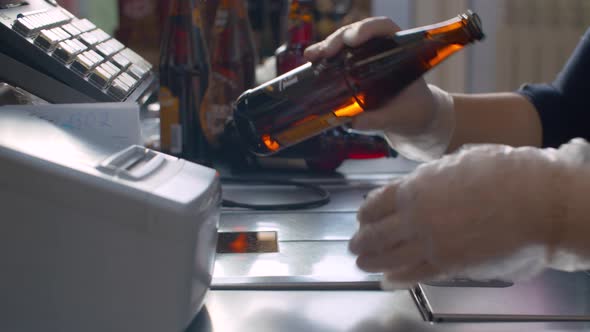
left=0, top=106, right=220, bottom=332
left=0, top=0, right=157, bottom=104
left=0, top=2, right=223, bottom=330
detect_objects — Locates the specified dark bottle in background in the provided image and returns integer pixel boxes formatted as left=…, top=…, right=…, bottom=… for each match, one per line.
left=201, top=0, right=220, bottom=53
left=199, top=0, right=258, bottom=147
left=237, top=1, right=258, bottom=90
left=232, top=11, right=485, bottom=156
left=269, top=0, right=290, bottom=57
left=248, top=0, right=289, bottom=59
left=159, top=0, right=210, bottom=163
left=115, top=0, right=164, bottom=67
left=275, top=0, right=315, bottom=74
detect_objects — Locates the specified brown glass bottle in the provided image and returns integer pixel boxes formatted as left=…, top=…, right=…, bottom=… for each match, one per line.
left=159, top=0, right=210, bottom=163
left=231, top=11, right=485, bottom=156
left=272, top=0, right=391, bottom=172
left=199, top=0, right=257, bottom=146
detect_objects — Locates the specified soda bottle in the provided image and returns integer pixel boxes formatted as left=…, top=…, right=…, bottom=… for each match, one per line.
left=231, top=11, right=485, bottom=156
left=159, top=0, right=210, bottom=163
left=200, top=0, right=257, bottom=147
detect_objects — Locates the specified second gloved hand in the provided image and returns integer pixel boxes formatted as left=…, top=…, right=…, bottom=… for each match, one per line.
left=349, top=140, right=590, bottom=289
left=304, top=17, right=455, bottom=162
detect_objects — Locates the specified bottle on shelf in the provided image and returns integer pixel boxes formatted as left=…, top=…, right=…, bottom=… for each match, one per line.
left=230, top=11, right=485, bottom=157
left=159, top=0, right=210, bottom=164
left=199, top=0, right=258, bottom=147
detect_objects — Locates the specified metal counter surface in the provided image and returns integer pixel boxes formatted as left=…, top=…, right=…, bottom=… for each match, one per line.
left=198, top=158, right=590, bottom=331
left=188, top=290, right=590, bottom=332
left=214, top=185, right=384, bottom=289
left=214, top=160, right=396, bottom=289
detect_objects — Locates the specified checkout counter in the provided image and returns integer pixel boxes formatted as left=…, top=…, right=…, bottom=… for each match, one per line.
left=1, top=0, right=588, bottom=328
left=1, top=84, right=590, bottom=332
left=192, top=157, right=590, bottom=332
left=0, top=94, right=590, bottom=332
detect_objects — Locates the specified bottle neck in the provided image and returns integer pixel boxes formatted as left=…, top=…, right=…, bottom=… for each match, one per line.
left=170, top=0, right=195, bottom=18
left=215, top=0, right=249, bottom=27
left=212, top=0, right=251, bottom=63
left=286, top=0, right=314, bottom=47
left=394, top=11, right=484, bottom=46
left=341, top=11, right=484, bottom=73
left=338, top=11, right=484, bottom=109
left=165, top=0, right=207, bottom=66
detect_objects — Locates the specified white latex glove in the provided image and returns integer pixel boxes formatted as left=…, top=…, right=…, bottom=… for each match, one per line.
left=349, top=139, right=590, bottom=289
left=304, top=17, right=455, bottom=162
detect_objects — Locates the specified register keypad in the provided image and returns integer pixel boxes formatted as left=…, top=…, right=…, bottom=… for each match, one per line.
left=7, top=5, right=154, bottom=101
left=111, top=52, right=131, bottom=70
left=127, top=63, right=148, bottom=80
left=60, top=22, right=81, bottom=37
left=90, top=63, right=116, bottom=88
left=72, top=50, right=104, bottom=75
left=34, top=26, right=71, bottom=51
left=53, top=38, right=86, bottom=63
left=13, top=8, right=71, bottom=37
left=78, top=28, right=110, bottom=47
left=70, top=18, right=95, bottom=33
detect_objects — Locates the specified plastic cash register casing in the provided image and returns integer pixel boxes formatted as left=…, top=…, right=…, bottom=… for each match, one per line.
left=0, top=109, right=220, bottom=332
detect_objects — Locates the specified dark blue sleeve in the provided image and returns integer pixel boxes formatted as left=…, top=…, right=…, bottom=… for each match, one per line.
left=518, top=28, right=590, bottom=148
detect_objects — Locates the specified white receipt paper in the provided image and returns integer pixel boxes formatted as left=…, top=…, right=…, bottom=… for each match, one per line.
left=0, top=103, right=141, bottom=150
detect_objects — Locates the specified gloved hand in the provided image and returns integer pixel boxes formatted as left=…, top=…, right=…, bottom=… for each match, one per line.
left=349, top=139, right=590, bottom=289
left=304, top=17, right=455, bottom=162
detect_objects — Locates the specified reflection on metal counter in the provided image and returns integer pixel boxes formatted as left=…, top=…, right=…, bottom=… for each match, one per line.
left=212, top=161, right=590, bottom=324
left=0, top=106, right=221, bottom=332
left=210, top=160, right=416, bottom=291
left=217, top=231, right=279, bottom=254
left=413, top=269, right=590, bottom=322
left=212, top=181, right=387, bottom=290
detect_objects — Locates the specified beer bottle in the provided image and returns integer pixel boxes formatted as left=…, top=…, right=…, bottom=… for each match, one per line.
left=231, top=11, right=485, bottom=156
left=200, top=0, right=257, bottom=147
left=159, top=0, right=210, bottom=163
left=272, top=0, right=391, bottom=172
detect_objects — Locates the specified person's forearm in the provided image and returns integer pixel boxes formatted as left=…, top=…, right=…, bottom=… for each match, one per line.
left=447, top=93, right=543, bottom=153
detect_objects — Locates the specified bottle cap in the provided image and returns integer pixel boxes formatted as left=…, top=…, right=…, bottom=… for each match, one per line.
left=462, top=10, right=485, bottom=41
